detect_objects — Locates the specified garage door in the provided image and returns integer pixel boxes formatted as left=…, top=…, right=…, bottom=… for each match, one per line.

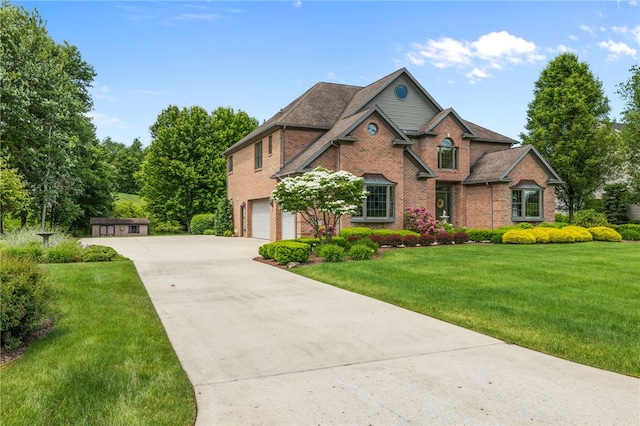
left=281, top=211, right=296, bottom=240
left=251, top=199, right=270, bottom=240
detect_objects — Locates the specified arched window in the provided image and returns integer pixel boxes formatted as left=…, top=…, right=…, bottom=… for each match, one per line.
left=438, top=138, right=458, bottom=169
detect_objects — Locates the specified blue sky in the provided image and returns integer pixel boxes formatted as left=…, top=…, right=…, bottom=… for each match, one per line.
left=15, top=1, right=640, bottom=146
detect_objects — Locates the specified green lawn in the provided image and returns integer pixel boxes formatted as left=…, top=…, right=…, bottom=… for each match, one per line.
left=294, top=242, right=640, bottom=377
left=0, top=261, right=196, bottom=426
left=116, top=192, right=144, bottom=206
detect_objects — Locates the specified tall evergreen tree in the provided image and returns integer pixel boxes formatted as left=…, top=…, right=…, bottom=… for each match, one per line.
left=520, top=53, right=619, bottom=222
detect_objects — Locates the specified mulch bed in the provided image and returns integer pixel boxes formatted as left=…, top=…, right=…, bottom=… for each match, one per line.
left=0, top=316, right=54, bottom=367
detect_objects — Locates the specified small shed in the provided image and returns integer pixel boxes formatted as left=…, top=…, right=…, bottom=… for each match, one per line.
left=90, top=218, right=150, bottom=237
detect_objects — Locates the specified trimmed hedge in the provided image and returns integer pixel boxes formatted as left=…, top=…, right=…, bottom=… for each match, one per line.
left=563, top=226, right=593, bottom=242
left=82, top=245, right=126, bottom=262
left=338, top=227, right=373, bottom=239
left=259, top=241, right=311, bottom=263
left=612, top=224, right=640, bottom=241
left=588, top=226, right=622, bottom=242
left=502, top=230, right=536, bottom=244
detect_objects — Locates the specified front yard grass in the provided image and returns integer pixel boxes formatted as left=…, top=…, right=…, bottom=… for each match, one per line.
left=0, top=261, right=196, bottom=426
left=293, top=242, right=640, bottom=377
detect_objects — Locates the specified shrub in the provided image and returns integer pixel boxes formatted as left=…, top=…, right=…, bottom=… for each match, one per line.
left=404, top=207, right=443, bottom=235
left=466, top=229, right=494, bottom=242
left=452, top=231, right=469, bottom=244
left=44, top=240, right=84, bottom=263
left=435, top=231, right=453, bottom=245
left=383, top=234, right=404, bottom=247
left=492, top=227, right=519, bottom=244
left=338, top=227, right=372, bottom=239
left=403, top=234, right=418, bottom=247
left=316, top=244, right=345, bottom=262
left=563, top=226, right=593, bottom=242
left=370, top=229, right=420, bottom=238
left=517, top=222, right=535, bottom=229
left=190, top=214, right=215, bottom=235
left=0, top=256, right=54, bottom=351
left=369, top=234, right=385, bottom=246
left=348, top=244, right=375, bottom=260
left=355, top=238, right=379, bottom=253
left=502, top=230, right=536, bottom=244
left=538, top=222, right=566, bottom=229
left=555, top=213, right=569, bottom=223
left=203, top=229, right=215, bottom=235
left=346, top=235, right=362, bottom=243
left=530, top=227, right=551, bottom=243
left=329, top=236, right=347, bottom=248
left=82, top=245, right=125, bottom=262
left=259, top=241, right=290, bottom=259
left=574, top=209, right=608, bottom=228
left=418, top=233, right=435, bottom=246
left=213, top=198, right=234, bottom=236
left=1, top=241, right=45, bottom=262
left=548, top=229, right=576, bottom=243
left=152, top=220, right=184, bottom=234
left=297, top=237, right=320, bottom=246
left=612, top=224, right=640, bottom=241
left=588, top=226, right=622, bottom=242
left=272, top=242, right=311, bottom=264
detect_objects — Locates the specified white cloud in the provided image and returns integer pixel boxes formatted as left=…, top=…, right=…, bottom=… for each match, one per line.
left=86, top=111, right=123, bottom=126
left=406, top=31, right=544, bottom=83
left=598, top=39, right=637, bottom=59
left=293, top=0, right=302, bottom=7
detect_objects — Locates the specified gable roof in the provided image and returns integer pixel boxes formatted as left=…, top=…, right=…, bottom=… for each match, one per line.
left=464, top=145, right=563, bottom=185
left=276, top=106, right=435, bottom=178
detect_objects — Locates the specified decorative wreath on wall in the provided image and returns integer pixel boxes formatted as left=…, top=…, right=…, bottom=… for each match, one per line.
left=436, top=198, right=445, bottom=209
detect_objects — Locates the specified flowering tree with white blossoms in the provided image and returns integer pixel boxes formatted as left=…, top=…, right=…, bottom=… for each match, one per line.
left=271, top=167, right=367, bottom=244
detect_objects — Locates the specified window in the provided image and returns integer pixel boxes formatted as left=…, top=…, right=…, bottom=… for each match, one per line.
left=254, top=141, right=263, bottom=169
left=438, top=138, right=458, bottom=169
left=352, top=174, right=395, bottom=222
left=129, top=225, right=140, bottom=234
left=268, top=135, right=273, bottom=155
left=227, top=155, right=233, bottom=173
left=395, top=84, right=408, bottom=100
left=512, top=181, right=544, bottom=221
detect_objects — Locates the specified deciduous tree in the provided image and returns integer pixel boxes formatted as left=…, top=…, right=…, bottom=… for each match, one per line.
left=0, top=157, right=30, bottom=234
left=271, top=168, right=367, bottom=244
left=520, top=53, right=619, bottom=222
left=137, top=105, right=257, bottom=232
left=617, top=65, right=640, bottom=202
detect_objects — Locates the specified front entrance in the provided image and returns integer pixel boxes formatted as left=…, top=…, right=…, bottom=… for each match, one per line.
left=436, top=185, right=452, bottom=224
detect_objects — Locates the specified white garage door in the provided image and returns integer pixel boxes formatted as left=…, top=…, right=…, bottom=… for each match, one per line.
left=251, top=199, right=270, bottom=240
left=281, top=211, right=296, bottom=240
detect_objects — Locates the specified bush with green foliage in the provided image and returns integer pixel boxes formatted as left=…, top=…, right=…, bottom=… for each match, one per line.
left=435, top=231, right=453, bottom=245
left=338, top=227, right=373, bottom=239
left=1, top=241, right=45, bottom=262
left=316, top=244, right=345, bottom=262
left=574, top=209, right=608, bottom=228
left=538, top=221, right=566, bottom=229
left=555, top=213, right=569, bottom=223
left=0, top=256, right=54, bottom=351
left=612, top=224, right=640, bottom=241
left=466, top=229, right=494, bottom=242
left=588, top=226, right=622, bottom=242
left=113, top=200, right=146, bottom=218
left=272, top=242, right=310, bottom=264
left=351, top=238, right=379, bottom=254
left=419, top=233, right=435, bottom=246
left=348, top=244, right=375, bottom=260
left=82, top=245, right=126, bottom=262
left=213, top=198, right=234, bottom=236
left=44, top=240, right=84, bottom=263
left=502, top=230, right=536, bottom=244
left=152, top=220, right=184, bottom=234
left=190, top=214, right=215, bottom=235
left=203, top=229, right=215, bottom=235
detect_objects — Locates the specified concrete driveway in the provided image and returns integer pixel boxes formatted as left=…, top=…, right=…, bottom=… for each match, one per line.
left=85, top=235, right=639, bottom=425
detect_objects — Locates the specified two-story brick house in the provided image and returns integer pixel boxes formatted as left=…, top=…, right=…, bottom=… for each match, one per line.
left=224, top=68, right=562, bottom=240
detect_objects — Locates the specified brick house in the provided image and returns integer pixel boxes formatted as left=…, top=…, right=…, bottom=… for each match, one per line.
left=224, top=68, right=562, bottom=240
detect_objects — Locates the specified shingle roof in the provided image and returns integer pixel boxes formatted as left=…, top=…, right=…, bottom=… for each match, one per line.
left=463, top=120, right=517, bottom=144
left=90, top=217, right=150, bottom=225
left=464, top=145, right=563, bottom=184
left=224, top=82, right=361, bottom=155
